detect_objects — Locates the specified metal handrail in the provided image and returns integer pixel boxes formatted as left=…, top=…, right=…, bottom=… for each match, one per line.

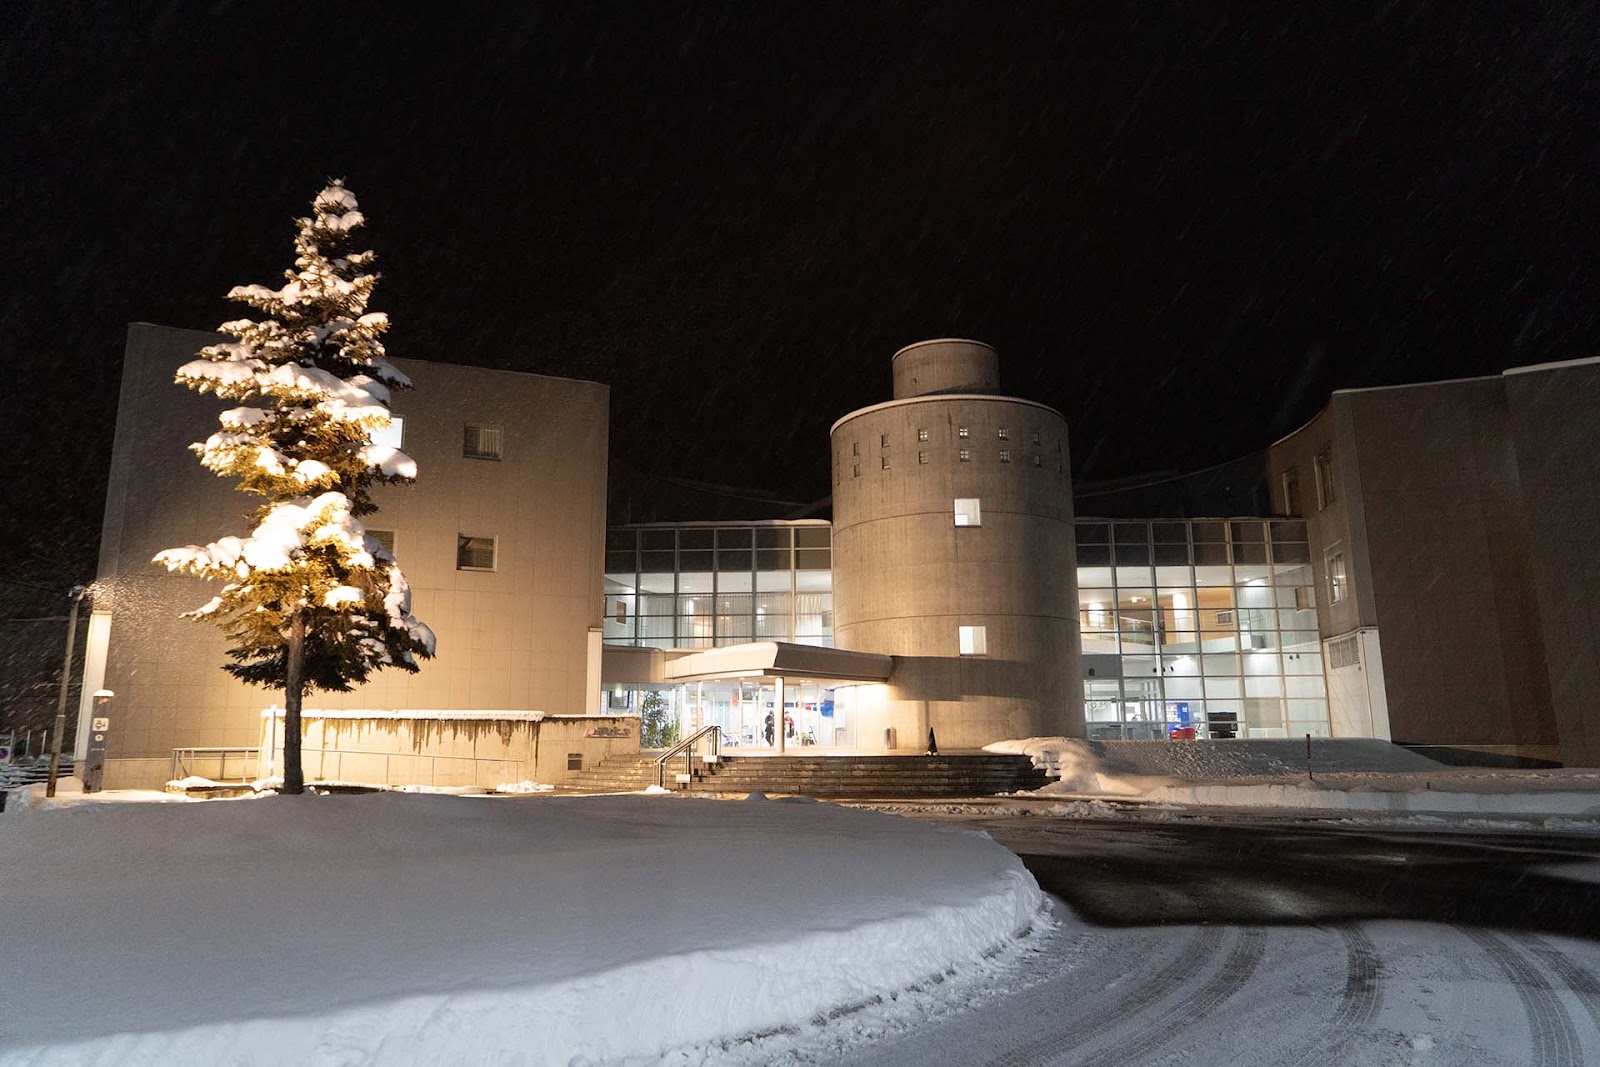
left=171, top=746, right=262, bottom=783
left=655, top=725, right=722, bottom=789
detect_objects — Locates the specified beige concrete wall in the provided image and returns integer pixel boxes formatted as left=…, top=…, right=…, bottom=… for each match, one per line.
left=257, top=714, right=639, bottom=787
left=1503, top=358, right=1600, bottom=767
left=93, top=323, right=609, bottom=788
left=831, top=393, right=1080, bottom=748
left=1267, top=407, right=1371, bottom=636
left=1342, top=380, right=1554, bottom=752
left=1273, top=379, right=1557, bottom=755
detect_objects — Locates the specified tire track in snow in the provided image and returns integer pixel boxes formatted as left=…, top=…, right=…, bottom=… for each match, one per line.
left=1465, top=929, right=1580, bottom=1067
left=1068, top=927, right=1268, bottom=1067
left=975, top=925, right=1226, bottom=1067
left=1285, top=926, right=1382, bottom=1066
left=1524, top=938, right=1600, bottom=1045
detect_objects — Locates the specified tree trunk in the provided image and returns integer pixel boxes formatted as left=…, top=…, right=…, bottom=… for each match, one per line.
left=283, top=610, right=306, bottom=795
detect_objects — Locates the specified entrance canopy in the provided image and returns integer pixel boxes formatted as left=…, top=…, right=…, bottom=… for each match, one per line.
left=664, top=641, right=892, bottom=684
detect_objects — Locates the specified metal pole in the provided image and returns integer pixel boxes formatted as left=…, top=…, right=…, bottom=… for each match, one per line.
left=45, top=585, right=88, bottom=798
left=1305, top=733, right=1314, bottom=782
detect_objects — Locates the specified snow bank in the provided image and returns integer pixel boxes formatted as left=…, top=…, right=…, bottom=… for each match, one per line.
left=0, top=792, right=1044, bottom=1065
left=983, top=737, right=1150, bottom=794
left=6, top=779, right=196, bottom=811
left=987, top=736, right=1444, bottom=783
left=986, top=737, right=1600, bottom=819
left=1144, top=780, right=1600, bottom=817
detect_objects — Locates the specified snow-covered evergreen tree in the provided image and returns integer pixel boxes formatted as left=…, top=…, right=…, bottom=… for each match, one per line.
left=155, top=180, right=435, bottom=794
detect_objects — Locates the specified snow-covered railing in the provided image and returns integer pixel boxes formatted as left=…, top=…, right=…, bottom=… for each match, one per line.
left=656, top=725, right=722, bottom=789
left=292, top=748, right=526, bottom=789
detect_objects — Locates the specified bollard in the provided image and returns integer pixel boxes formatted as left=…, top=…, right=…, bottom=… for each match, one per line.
left=82, top=691, right=114, bottom=793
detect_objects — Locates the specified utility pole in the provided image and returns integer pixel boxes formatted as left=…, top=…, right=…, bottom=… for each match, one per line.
left=45, top=584, right=90, bottom=798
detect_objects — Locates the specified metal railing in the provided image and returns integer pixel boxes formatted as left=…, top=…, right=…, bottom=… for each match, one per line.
left=171, top=746, right=261, bottom=783
left=656, top=725, right=722, bottom=789
left=301, top=748, right=527, bottom=789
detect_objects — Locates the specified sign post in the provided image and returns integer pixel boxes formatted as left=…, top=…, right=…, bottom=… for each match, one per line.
left=82, top=691, right=114, bottom=793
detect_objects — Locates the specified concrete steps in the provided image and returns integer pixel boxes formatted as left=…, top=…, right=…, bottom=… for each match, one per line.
left=564, top=752, right=1047, bottom=798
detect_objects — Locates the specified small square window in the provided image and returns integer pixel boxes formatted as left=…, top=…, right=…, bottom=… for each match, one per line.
left=957, top=426, right=970, bottom=439
left=999, top=449, right=1012, bottom=463
left=852, top=441, right=860, bottom=456
left=881, top=455, right=891, bottom=470
left=463, top=423, right=503, bottom=460
left=958, top=448, right=972, bottom=463
left=1032, top=432, right=1041, bottom=446
left=457, top=535, right=497, bottom=571
left=1032, top=454, right=1043, bottom=468
left=852, top=464, right=861, bottom=478
left=567, top=752, right=583, bottom=771
left=917, top=428, right=930, bottom=442
left=954, top=498, right=981, bottom=526
left=958, top=625, right=988, bottom=656
left=918, top=450, right=929, bottom=464
left=371, top=415, right=404, bottom=449
left=997, top=428, right=1009, bottom=440
left=368, top=529, right=396, bottom=556
left=880, top=433, right=889, bottom=448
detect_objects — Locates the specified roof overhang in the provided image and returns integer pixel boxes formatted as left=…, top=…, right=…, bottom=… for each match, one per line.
left=663, top=641, right=893, bottom=683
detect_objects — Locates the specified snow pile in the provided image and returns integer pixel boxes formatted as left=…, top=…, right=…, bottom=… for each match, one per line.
left=0, top=792, right=1044, bottom=1064
left=986, top=737, right=1600, bottom=819
left=983, top=738, right=1149, bottom=794
left=988, top=736, right=1444, bottom=784
left=1142, top=780, right=1600, bottom=817
left=6, top=780, right=196, bottom=811
left=495, top=779, right=555, bottom=793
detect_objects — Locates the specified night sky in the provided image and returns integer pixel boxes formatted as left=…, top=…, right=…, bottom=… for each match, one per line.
left=3, top=2, right=1595, bottom=587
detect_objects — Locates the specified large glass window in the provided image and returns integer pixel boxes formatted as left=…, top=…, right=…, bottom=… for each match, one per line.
left=603, top=517, right=1330, bottom=739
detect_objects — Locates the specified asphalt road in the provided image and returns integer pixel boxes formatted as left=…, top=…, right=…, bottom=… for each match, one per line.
left=727, top=816, right=1600, bottom=1067
left=990, top=816, right=1600, bottom=937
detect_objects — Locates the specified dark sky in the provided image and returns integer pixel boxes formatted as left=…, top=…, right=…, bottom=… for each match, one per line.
left=3, top=2, right=1596, bottom=584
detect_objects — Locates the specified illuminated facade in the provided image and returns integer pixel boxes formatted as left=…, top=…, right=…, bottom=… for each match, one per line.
left=84, top=325, right=1600, bottom=781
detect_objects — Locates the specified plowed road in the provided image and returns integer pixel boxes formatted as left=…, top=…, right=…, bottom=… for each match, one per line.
left=724, top=816, right=1600, bottom=1066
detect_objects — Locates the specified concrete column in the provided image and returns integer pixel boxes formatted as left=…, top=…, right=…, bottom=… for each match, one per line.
left=74, top=611, right=113, bottom=761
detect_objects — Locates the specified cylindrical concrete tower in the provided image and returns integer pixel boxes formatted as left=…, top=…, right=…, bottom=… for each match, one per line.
left=830, top=340, right=1082, bottom=749
left=891, top=338, right=1001, bottom=398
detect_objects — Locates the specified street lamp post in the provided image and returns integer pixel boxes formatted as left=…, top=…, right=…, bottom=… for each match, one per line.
left=45, top=584, right=90, bottom=798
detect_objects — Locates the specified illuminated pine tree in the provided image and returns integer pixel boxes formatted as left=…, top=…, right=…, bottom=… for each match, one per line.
left=155, top=180, right=435, bottom=794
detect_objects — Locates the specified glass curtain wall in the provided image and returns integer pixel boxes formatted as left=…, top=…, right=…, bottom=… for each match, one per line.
left=1076, top=518, right=1328, bottom=740
left=606, top=518, right=1330, bottom=742
left=604, top=523, right=834, bottom=649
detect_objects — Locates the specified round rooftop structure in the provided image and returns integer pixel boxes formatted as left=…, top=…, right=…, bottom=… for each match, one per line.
left=891, top=338, right=1000, bottom=399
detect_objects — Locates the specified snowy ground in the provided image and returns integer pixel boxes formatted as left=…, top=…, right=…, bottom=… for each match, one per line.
left=6, top=755, right=1599, bottom=1066
left=0, top=790, right=1043, bottom=1066
left=988, top=737, right=1600, bottom=823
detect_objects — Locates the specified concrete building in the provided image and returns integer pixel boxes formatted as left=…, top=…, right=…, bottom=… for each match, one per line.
left=828, top=340, right=1080, bottom=748
left=1256, top=358, right=1600, bottom=767
left=85, top=324, right=611, bottom=787
left=76, top=325, right=1600, bottom=784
